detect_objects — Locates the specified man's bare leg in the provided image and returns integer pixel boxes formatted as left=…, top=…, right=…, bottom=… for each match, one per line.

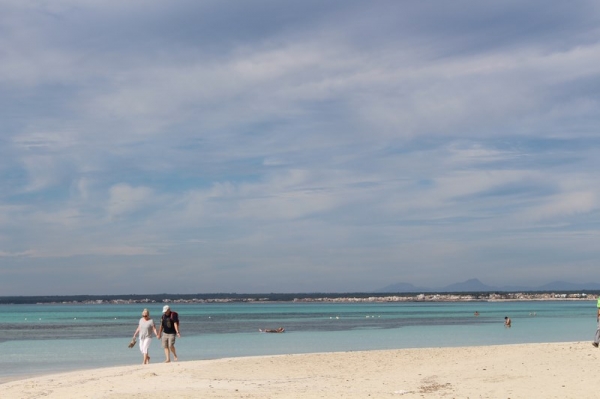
left=170, top=345, right=178, bottom=361
left=164, top=347, right=171, bottom=363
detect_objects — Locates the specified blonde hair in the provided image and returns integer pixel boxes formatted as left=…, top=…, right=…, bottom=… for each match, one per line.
left=142, top=308, right=149, bottom=317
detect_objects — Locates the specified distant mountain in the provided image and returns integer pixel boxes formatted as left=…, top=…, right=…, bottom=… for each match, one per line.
left=376, top=278, right=600, bottom=293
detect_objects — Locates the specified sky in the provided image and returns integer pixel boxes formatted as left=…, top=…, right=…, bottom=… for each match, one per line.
left=1, top=1, right=600, bottom=295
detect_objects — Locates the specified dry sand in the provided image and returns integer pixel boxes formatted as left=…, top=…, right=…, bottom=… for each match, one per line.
left=2, top=342, right=600, bottom=398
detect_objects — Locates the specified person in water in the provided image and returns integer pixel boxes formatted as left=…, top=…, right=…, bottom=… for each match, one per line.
left=504, top=316, right=511, bottom=327
left=260, top=327, right=285, bottom=333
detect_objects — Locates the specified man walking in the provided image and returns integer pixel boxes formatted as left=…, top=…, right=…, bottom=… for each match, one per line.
left=593, top=299, right=600, bottom=348
left=157, top=305, right=180, bottom=362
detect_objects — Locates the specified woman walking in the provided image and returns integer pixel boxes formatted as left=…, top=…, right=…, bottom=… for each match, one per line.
left=132, top=309, right=159, bottom=364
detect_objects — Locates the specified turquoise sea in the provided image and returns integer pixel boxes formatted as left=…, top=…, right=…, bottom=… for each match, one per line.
left=1, top=300, right=597, bottom=383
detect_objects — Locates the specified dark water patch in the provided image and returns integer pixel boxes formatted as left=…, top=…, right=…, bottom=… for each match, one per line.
left=0, top=321, right=132, bottom=341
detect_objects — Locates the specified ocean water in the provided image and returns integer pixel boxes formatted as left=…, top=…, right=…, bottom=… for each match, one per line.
left=0, top=300, right=597, bottom=382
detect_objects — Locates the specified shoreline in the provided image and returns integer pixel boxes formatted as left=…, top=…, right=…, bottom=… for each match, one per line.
left=3, top=342, right=600, bottom=398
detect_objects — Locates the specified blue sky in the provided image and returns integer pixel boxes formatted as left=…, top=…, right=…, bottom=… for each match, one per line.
left=1, top=1, right=600, bottom=295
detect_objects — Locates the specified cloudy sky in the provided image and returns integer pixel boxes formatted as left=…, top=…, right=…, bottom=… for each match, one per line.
left=1, top=1, right=600, bottom=295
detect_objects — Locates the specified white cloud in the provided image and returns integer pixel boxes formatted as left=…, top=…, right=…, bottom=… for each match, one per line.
left=0, top=249, right=35, bottom=257
left=525, top=191, right=596, bottom=221
left=107, top=184, right=154, bottom=218
left=19, top=155, right=61, bottom=192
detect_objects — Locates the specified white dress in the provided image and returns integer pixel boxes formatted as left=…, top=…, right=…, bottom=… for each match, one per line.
left=138, top=317, right=155, bottom=354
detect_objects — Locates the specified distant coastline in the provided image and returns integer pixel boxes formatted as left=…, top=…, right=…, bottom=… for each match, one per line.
left=1, top=291, right=598, bottom=305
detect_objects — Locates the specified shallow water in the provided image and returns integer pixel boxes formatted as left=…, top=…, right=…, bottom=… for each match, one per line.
left=0, top=300, right=596, bottom=381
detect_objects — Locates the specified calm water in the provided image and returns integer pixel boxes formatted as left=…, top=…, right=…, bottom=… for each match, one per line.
left=0, top=300, right=597, bottom=382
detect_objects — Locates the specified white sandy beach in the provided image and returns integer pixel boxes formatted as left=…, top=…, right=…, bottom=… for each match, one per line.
left=2, top=342, right=600, bottom=398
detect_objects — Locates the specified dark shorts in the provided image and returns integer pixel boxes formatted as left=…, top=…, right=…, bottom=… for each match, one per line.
left=161, top=333, right=176, bottom=348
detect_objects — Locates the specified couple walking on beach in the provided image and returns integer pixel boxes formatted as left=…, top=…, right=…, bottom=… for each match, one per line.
left=132, top=305, right=181, bottom=364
